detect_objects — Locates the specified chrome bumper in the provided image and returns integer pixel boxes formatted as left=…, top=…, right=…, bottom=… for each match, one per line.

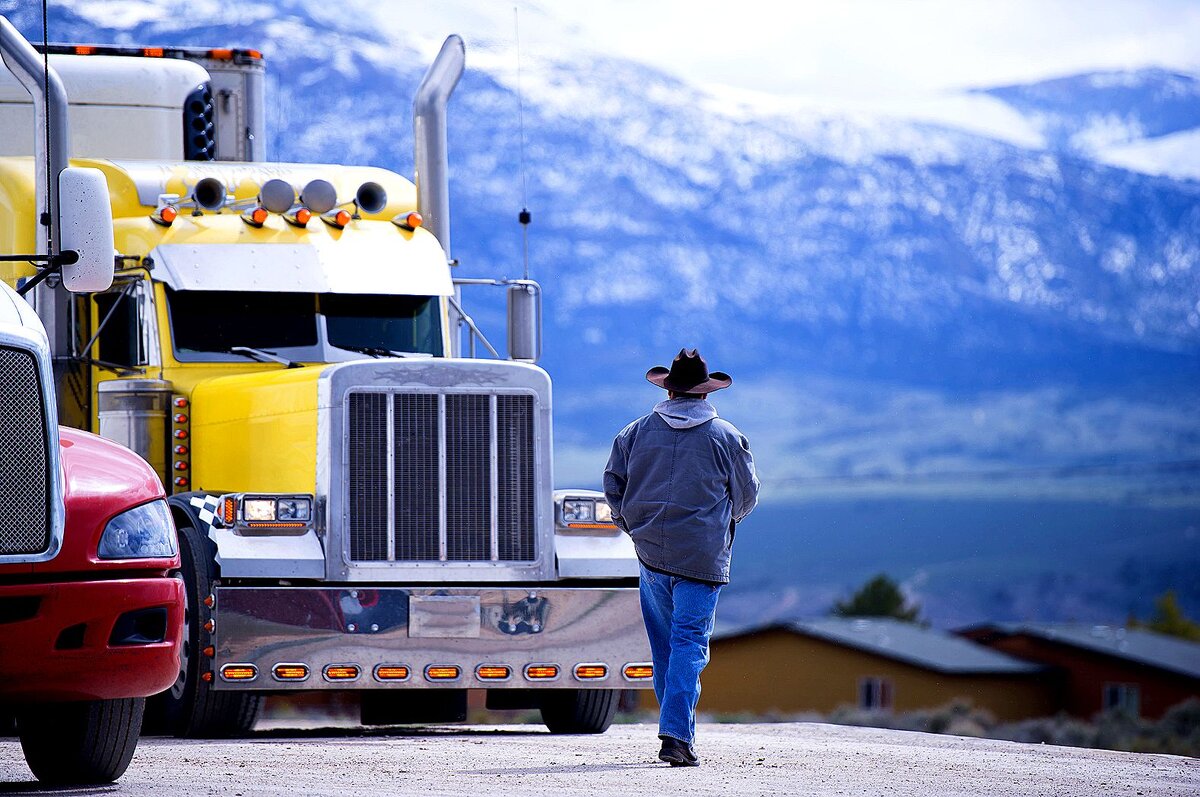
left=212, top=586, right=651, bottom=690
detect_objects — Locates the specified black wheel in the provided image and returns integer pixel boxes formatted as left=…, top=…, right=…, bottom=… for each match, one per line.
left=148, top=515, right=260, bottom=738
left=17, top=698, right=144, bottom=784
left=540, top=689, right=620, bottom=734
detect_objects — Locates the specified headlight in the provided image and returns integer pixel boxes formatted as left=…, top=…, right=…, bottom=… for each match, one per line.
left=98, top=500, right=177, bottom=560
left=217, top=493, right=314, bottom=532
left=562, top=499, right=596, bottom=524
left=558, top=496, right=617, bottom=530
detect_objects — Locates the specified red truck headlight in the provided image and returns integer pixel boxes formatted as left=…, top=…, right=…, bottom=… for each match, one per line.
left=97, top=499, right=177, bottom=559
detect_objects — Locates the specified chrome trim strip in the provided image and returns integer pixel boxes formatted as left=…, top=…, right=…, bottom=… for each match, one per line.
left=437, top=392, right=447, bottom=562
left=488, top=394, right=499, bottom=562
left=385, top=396, right=396, bottom=562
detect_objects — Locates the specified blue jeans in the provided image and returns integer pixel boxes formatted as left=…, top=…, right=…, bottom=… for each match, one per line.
left=638, top=562, right=722, bottom=745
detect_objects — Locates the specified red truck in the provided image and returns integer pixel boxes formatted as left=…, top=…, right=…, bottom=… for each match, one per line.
left=0, top=15, right=185, bottom=785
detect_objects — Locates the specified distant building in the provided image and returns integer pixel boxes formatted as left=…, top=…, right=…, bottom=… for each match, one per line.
left=958, top=623, right=1200, bottom=719
left=650, top=618, right=1055, bottom=721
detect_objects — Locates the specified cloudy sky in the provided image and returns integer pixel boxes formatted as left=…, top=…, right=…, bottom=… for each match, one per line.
left=411, top=0, right=1200, bottom=100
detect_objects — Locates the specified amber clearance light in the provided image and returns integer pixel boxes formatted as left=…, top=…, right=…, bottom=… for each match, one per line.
left=374, top=665, right=410, bottom=682
left=220, top=664, right=257, bottom=682
left=425, top=665, right=461, bottom=681
left=273, top=663, right=309, bottom=681
left=323, top=664, right=360, bottom=681
left=623, top=663, right=653, bottom=680
left=476, top=665, right=511, bottom=680
left=574, top=664, right=608, bottom=680
left=524, top=664, right=559, bottom=680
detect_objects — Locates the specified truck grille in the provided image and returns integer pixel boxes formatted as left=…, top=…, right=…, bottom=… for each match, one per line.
left=0, top=346, right=51, bottom=556
left=346, top=391, right=536, bottom=563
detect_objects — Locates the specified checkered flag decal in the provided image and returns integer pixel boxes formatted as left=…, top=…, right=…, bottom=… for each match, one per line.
left=189, top=494, right=222, bottom=538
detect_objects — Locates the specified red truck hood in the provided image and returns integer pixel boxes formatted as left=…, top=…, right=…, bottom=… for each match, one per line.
left=27, top=427, right=176, bottom=576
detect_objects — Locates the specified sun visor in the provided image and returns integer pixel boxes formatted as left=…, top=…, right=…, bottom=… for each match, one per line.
left=150, top=234, right=453, bottom=296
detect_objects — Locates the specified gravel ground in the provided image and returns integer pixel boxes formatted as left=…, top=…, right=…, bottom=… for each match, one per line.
left=1, top=723, right=1196, bottom=796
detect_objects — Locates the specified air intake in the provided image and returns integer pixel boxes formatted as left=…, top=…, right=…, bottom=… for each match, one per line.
left=183, top=82, right=216, bottom=161
left=0, top=346, right=51, bottom=556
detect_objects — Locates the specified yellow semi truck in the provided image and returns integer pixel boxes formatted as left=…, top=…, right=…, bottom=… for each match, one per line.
left=0, top=28, right=649, bottom=737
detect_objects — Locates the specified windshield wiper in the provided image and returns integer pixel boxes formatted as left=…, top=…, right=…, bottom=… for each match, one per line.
left=334, top=344, right=430, bottom=359
left=226, top=346, right=301, bottom=368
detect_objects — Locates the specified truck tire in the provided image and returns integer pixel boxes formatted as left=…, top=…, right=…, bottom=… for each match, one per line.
left=540, top=689, right=620, bottom=734
left=152, top=516, right=260, bottom=738
left=17, top=698, right=144, bottom=784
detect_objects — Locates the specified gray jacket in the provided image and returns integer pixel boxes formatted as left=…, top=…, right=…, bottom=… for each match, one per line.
left=603, top=398, right=759, bottom=584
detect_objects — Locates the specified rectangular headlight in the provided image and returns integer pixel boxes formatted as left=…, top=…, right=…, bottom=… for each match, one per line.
left=219, top=493, right=314, bottom=533
left=242, top=498, right=277, bottom=521
left=562, top=499, right=595, bottom=523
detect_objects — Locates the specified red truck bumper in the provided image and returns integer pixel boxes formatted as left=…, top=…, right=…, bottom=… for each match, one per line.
left=0, top=576, right=183, bottom=703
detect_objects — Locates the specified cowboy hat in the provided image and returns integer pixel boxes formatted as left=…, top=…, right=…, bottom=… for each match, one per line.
left=646, top=349, right=732, bottom=393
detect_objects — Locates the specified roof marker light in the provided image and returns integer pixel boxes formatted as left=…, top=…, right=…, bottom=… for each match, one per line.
left=152, top=205, right=178, bottom=226
left=392, top=211, right=423, bottom=231
left=73, top=45, right=96, bottom=55
left=322, top=209, right=352, bottom=230
left=142, top=47, right=165, bottom=58
left=241, top=206, right=269, bottom=228
left=285, top=207, right=312, bottom=228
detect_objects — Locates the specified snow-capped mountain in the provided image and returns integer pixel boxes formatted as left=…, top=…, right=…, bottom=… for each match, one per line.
left=4, top=0, right=1197, bottom=625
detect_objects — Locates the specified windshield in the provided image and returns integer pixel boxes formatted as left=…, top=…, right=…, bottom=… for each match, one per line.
left=165, top=289, right=443, bottom=361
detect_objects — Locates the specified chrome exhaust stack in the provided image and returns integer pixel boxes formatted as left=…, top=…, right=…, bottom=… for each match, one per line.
left=0, top=15, right=74, bottom=411
left=413, top=35, right=465, bottom=259
left=414, top=35, right=465, bottom=356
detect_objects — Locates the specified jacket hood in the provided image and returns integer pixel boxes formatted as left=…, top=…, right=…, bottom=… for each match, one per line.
left=653, top=398, right=718, bottom=429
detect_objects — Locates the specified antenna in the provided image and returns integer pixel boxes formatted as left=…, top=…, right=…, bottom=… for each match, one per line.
left=41, top=0, right=51, bottom=260
left=514, top=6, right=530, bottom=280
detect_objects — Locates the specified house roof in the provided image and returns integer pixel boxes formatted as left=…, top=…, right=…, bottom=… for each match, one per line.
left=962, top=623, right=1200, bottom=680
left=714, top=617, right=1044, bottom=675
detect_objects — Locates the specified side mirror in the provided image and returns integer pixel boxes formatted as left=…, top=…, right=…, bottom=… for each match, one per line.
left=507, top=281, right=542, bottom=363
left=58, top=167, right=115, bottom=293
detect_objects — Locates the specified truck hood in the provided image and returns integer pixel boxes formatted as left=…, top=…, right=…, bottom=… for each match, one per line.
left=191, top=364, right=330, bottom=494
left=32, top=427, right=173, bottom=576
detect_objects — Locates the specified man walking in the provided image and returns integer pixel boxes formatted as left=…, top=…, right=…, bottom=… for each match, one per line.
left=604, top=349, right=759, bottom=767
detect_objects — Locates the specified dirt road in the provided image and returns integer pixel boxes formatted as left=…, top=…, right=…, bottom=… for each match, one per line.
left=1, top=722, right=1195, bottom=796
